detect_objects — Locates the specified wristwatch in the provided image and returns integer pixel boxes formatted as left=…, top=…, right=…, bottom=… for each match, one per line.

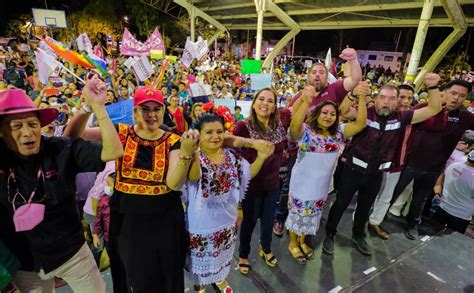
left=81, top=103, right=92, bottom=113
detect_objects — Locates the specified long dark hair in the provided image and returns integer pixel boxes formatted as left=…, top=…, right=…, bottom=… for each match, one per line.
left=306, top=100, right=339, bottom=136
left=249, top=87, right=280, bottom=135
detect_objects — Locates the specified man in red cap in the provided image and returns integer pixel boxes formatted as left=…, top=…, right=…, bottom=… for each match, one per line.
left=67, top=85, right=200, bottom=292
left=0, top=76, right=123, bottom=292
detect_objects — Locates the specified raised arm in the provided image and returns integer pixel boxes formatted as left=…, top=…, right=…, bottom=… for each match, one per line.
left=340, top=48, right=362, bottom=92
left=167, top=129, right=200, bottom=191
left=411, top=73, right=442, bottom=124
left=343, top=82, right=370, bottom=138
left=290, top=87, right=313, bottom=141
left=82, top=76, right=123, bottom=161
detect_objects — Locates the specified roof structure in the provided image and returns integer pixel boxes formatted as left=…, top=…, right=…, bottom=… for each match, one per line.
left=191, top=0, right=474, bottom=30
left=173, top=0, right=473, bottom=90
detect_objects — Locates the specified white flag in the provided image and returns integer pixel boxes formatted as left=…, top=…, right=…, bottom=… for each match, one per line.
left=35, top=48, right=63, bottom=85
left=76, top=33, right=93, bottom=54
left=325, top=48, right=332, bottom=70
left=131, top=56, right=154, bottom=82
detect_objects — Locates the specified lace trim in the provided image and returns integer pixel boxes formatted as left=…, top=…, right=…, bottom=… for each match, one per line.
left=285, top=210, right=323, bottom=236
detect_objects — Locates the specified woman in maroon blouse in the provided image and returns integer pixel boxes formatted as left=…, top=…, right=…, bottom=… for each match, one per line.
left=233, top=88, right=287, bottom=274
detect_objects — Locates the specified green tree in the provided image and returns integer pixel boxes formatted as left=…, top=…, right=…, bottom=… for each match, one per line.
left=125, top=0, right=162, bottom=38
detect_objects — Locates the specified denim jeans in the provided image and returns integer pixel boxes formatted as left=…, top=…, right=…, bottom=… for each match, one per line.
left=239, top=188, right=280, bottom=258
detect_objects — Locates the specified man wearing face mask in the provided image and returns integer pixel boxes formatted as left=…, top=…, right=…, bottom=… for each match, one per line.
left=391, top=79, right=474, bottom=240
left=322, top=74, right=443, bottom=256
left=0, top=77, right=123, bottom=292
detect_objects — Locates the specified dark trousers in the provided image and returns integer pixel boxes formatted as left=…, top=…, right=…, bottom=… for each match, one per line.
left=275, top=156, right=297, bottom=222
left=325, top=166, right=383, bottom=237
left=118, top=202, right=186, bottom=293
left=239, top=189, right=280, bottom=258
left=391, top=166, right=439, bottom=229
left=109, top=197, right=129, bottom=293
left=432, top=208, right=470, bottom=234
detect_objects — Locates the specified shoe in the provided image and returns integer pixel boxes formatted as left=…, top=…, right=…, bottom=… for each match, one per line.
left=273, top=221, right=284, bottom=237
left=214, top=280, right=233, bottom=293
left=288, top=244, right=306, bottom=264
left=405, top=227, right=418, bottom=240
left=238, top=259, right=250, bottom=275
left=322, top=234, right=335, bottom=255
left=258, top=246, right=278, bottom=267
left=194, top=285, right=206, bottom=292
left=351, top=236, right=372, bottom=256
left=369, top=224, right=389, bottom=240
left=300, top=243, right=314, bottom=259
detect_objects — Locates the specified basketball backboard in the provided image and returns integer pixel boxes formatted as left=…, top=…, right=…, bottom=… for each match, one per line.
left=32, top=8, right=67, bottom=28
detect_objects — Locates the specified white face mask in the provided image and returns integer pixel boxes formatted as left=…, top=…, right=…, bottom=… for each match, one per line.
left=104, top=186, right=114, bottom=196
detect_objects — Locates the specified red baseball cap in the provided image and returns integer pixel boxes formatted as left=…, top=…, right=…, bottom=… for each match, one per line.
left=133, top=86, right=165, bottom=107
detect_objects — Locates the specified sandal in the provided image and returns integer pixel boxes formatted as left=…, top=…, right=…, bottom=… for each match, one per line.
left=273, top=221, right=284, bottom=237
left=259, top=246, right=278, bottom=267
left=194, top=285, right=206, bottom=292
left=215, top=280, right=233, bottom=293
left=288, top=245, right=307, bottom=264
left=300, top=243, right=314, bottom=259
left=238, top=259, right=250, bottom=275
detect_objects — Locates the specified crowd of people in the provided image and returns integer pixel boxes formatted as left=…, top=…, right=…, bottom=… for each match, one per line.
left=0, top=38, right=473, bottom=293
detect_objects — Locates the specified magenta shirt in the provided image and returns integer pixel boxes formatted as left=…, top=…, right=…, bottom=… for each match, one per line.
left=233, top=120, right=287, bottom=193
left=93, top=195, right=110, bottom=242
left=289, top=79, right=348, bottom=111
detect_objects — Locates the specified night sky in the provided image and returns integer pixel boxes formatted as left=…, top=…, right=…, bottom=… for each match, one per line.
left=1, top=1, right=472, bottom=64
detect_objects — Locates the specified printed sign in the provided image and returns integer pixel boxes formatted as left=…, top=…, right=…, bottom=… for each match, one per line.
left=250, top=73, right=272, bottom=91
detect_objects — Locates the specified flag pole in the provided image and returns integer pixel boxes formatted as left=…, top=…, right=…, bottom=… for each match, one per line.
left=60, top=65, right=86, bottom=84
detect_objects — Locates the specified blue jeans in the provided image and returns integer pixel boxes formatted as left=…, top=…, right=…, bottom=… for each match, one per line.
left=239, top=188, right=280, bottom=258
left=275, top=156, right=296, bottom=222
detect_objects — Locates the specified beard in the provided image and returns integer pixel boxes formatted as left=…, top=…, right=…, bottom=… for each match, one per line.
left=375, top=107, right=396, bottom=117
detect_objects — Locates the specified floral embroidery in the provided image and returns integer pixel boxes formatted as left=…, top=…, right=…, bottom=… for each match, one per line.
left=200, top=149, right=243, bottom=199
left=244, top=119, right=286, bottom=144
left=285, top=195, right=327, bottom=236
left=188, top=224, right=238, bottom=258
left=298, top=124, right=343, bottom=154
left=190, top=234, right=208, bottom=252
left=288, top=195, right=326, bottom=216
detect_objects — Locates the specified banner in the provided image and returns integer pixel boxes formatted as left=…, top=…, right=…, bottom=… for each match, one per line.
left=131, top=56, right=154, bottom=82
left=165, top=55, right=177, bottom=62
left=189, top=83, right=212, bottom=97
left=35, top=48, right=63, bottom=85
left=250, top=73, right=272, bottom=91
left=150, top=50, right=164, bottom=59
left=121, top=28, right=165, bottom=56
left=76, top=33, right=92, bottom=53
left=106, top=99, right=134, bottom=125
left=124, top=56, right=137, bottom=69
left=182, top=36, right=209, bottom=68
left=241, top=59, right=261, bottom=74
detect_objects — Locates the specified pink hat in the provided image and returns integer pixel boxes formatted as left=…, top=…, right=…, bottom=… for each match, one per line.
left=0, top=89, right=59, bottom=127
left=133, top=86, right=165, bottom=107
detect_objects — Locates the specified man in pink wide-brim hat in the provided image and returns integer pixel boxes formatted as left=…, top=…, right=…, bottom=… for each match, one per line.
left=0, top=77, right=123, bottom=293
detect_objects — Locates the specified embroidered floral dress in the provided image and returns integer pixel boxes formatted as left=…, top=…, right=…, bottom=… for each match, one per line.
left=182, top=147, right=251, bottom=285
left=285, top=123, right=345, bottom=236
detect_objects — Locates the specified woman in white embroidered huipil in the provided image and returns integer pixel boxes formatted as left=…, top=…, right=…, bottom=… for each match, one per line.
left=183, top=113, right=273, bottom=292
left=285, top=88, right=368, bottom=264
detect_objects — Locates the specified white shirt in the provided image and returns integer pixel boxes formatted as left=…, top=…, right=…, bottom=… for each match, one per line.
left=440, top=162, right=474, bottom=220
left=445, top=149, right=466, bottom=168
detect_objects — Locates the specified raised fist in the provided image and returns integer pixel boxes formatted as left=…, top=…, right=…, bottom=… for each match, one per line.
left=424, top=73, right=441, bottom=88
left=353, top=81, right=371, bottom=97
left=339, top=48, right=357, bottom=62
left=301, top=85, right=317, bottom=101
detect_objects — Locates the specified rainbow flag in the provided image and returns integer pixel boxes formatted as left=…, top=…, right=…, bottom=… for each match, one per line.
left=153, top=59, right=169, bottom=89
left=39, top=36, right=94, bottom=69
left=84, top=54, right=109, bottom=78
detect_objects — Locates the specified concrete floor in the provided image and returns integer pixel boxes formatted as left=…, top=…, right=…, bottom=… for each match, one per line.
left=58, top=193, right=474, bottom=292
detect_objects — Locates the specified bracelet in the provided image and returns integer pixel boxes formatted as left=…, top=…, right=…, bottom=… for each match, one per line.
left=82, top=103, right=92, bottom=113
left=179, top=154, right=193, bottom=161
left=427, top=85, right=439, bottom=91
